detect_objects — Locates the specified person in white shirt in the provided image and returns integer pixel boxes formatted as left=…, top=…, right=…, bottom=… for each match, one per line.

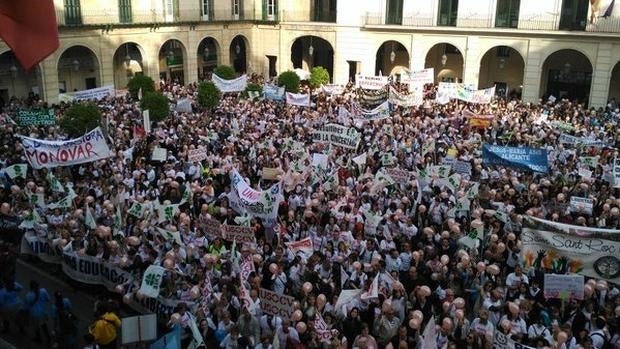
left=506, top=266, right=528, bottom=299
left=469, top=309, right=495, bottom=342
left=274, top=320, right=299, bottom=347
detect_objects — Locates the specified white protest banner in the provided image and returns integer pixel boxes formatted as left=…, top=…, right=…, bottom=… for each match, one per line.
left=352, top=153, right=367, bottom=167
left=334, top=289, right=363, bottom=312
left=467, top=86, right=496, bottom=104
left=614, top=157, right=620, bottom=188
left=544, top=274, right=584, bottom=300
left=264, top=84, right=285, bottom=101
left=74, top=85, right=116, bottom=101
left=558, top=134, right=609, bottom=148
left=176, top=98, right=192, bottom=113
left=355, top=74, right=389, bottom=90
left=388, top=87, right=423, bottom=107
left=61, top=250, right=134, bottom=288
left=354, top=101, right=391, bottom=122
left=314, top=313, right=333, bottom=342
left=240, top=255, right=255, bottom=281
left=386, top=168, right=413, bottom=185
left=322, top=84, right=344, bottom=95
left=578, top=167, right=593, bottom=180
left=143, top=110, right=151, bottom=134
left=58, top=85, right=116, bottom=102
left=401, top=68, right=434, bottom=86
left=20, top=233, right=62, bottom=264
left=580, top=156, right=599, bottom=168
left=493, top=331, right=536, bottom=349
left=212, top=74, right=248, bottom=92
left=128, top=293, right=196, bottom=322
left=521, top=227, right=620, bottom=283
left=259, top=288, right=296, bottom=319
left=151, top=147, right=167, bottom=162
left=20, top=127, right=112, bottom=169
left=569, top=196, right=594, bottom=215
left=139, top=265, right=166, bottom=298
left=312, top=153, right=329, bottom=170
left=436, top=82, right=459, bottom=104
left=527, top=215, right=620, bottom=234
left=4, top=163, right=28, bottom=179
left=286, top=92, right=311, bottom=107
left=285, top=237, right=314, bottom=258
left=187, top=148, right=208, bottom=163
left=422, top=316, right=437, bottom=349
left=228, top=170, right=283, bottom=227
left=312, top=123, right=361, bottom=149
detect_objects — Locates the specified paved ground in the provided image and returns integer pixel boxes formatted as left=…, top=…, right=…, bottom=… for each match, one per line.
left=0, top=258, right=100, bottom=349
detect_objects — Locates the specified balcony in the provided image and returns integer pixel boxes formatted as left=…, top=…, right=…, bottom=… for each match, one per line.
left=364, top=13, right=434, bottom=27
left=279, top=10, right=337, bottom=23
left=55, top=8, right=277, bottom=27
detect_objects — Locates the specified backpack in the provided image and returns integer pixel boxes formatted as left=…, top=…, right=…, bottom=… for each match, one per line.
left=590, top=332, right=613, bottom=349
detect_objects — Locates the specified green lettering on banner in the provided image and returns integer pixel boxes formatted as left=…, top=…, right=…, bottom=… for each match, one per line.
left=16, top=109, right=56, bottom=126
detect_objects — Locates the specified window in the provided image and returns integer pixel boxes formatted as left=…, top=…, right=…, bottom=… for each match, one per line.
left=437, top=0, right=458, bottom=26
left=64, top=0, right=82, bottom=25
left=495, top=0, right=520, bottom=28
left=386, top=0, right=403, bottom=25
left=202, top=0, right=213, bottom=20
left=312, top=0, right=337, bottom=22
left=559, top=0, right=588, bottom=30
left=119, top=0, right=132, bottom=23
left=497, top=46, right=511, bottom=57
left=232, top=0, right=243, bottom=20
left=263, top=0, right=277, bottom=20
left=164, top=0, right=179, bottom=22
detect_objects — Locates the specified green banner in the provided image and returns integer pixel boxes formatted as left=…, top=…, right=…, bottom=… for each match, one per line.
left=166, top=56, right=183, bottom=67
left=16, top=110, right=56, bottom=126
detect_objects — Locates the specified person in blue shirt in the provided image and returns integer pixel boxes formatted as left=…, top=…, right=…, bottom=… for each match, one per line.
left=51, top=291, right=77, bottom=349
left=0, top=280, right=23, bottom=334
left=24, top=280, right=51, bottom=345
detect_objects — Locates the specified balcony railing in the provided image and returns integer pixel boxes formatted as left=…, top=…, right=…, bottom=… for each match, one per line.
left=56, top=8, right=277, bottom=26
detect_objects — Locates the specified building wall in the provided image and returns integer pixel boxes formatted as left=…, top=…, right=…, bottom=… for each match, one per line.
left=3, top=0, right=620, bottom=107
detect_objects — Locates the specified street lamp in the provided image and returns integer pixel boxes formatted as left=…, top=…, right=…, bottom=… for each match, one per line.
left=499, top=57, right=506, bottom=69
left=564, top=62, right=572, bottom=73
left=390, top=42, right=396, bottom=63
left=203, top=47, right=210, bottom=61
left=72, top=59, right=80, bottom=72
left=235, top=42, right=241, bottom=55
left=308, top=37, right=314, bottom=57
left=9, top=65, right=18, bottom=79
left=124, top=43, right=131, bottom=67
left=441, top=53, right=447, bottom=66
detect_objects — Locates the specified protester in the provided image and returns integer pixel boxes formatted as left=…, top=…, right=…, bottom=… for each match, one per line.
left=1, top=74, right=620, bottom=349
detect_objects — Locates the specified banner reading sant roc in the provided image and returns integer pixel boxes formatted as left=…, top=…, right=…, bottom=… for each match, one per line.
left=259, top=288, right=296, bottom=319
left=20, top=127, right=112, bottom=169
left=521, top=227, right=620, bottom=284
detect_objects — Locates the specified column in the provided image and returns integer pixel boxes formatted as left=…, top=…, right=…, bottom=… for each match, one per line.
left=42, top=55, right=60, bottom=104
left=187, top=30, right=199, bottom=84
left=409, top=34, right=426, bottom=71
left=100, top=42, right=115, bottom=88
left=589, top=42, right=613, bottom=108
left=521, top=40, right=545, bottom=104
left=462, top=36, right=480, bottom=88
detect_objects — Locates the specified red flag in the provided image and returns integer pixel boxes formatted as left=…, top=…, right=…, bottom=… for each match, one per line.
left=0, top=0, right=59, bottom=71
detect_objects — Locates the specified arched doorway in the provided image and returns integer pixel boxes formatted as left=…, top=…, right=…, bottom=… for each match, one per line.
left=0, top=51, right=44, bottom=102
left=375, top=41, right=409, bottom=76
left=540, top=49, right=592, bottom=103
left=290, top=36, right=334, bottom=81
left=159, top=39, right=187, bottom=84
left=197, top=37, right=220, bottom=80
left=425, top=43, right=464, bottom=83
left=478, top=46, right=525, bottom=99
left=230, top=35, right=249, bottom=74
left=608, top=61, right=620, bottom=105
left=57, top=46, right=101, bottom=93
left=113, top=42, right=144, bottom=88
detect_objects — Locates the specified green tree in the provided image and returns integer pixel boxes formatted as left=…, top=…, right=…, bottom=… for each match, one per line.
left=140, top=92, right=170, bottom=122
left=277, top=70, right=300, bottom=93
left=309, top=66, right=330, bottom=88
left=197, top=81, right=221, bottom=110
left=244, top=82, right=263, bottom=99
left=60, top=103, right=102, bottom=137
left=213, top=65, right=236, bottom=80
left=127, top=75, right=155, bottom=100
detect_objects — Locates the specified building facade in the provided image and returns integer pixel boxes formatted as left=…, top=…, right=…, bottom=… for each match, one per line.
left=1, top=0, right=620, bottom=107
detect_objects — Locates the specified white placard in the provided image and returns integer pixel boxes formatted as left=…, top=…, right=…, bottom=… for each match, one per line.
left=355, top=74, right=389, bottom=90
left=544, top=274, right=584, bottom=300
left=121, top=314, right=158, bottom=344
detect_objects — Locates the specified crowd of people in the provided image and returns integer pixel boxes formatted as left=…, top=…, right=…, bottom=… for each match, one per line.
left=0, top=72, right=619, bottom=349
